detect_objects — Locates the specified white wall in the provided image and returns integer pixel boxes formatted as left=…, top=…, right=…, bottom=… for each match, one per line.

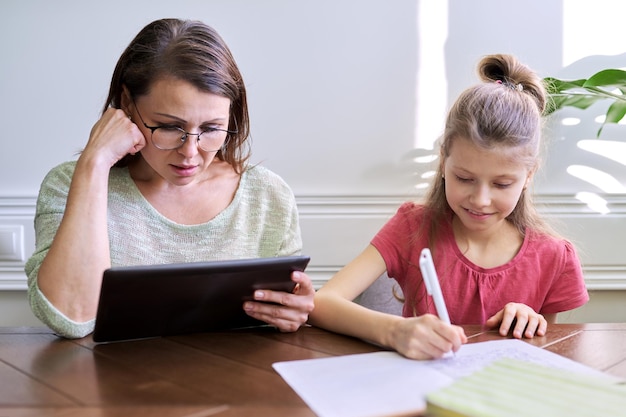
left=1, top=0, right=625, bottom=326
left=1, top=0, right=424, bottom=197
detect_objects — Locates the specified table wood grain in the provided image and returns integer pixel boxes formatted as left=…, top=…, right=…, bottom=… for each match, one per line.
left=0, top=323, right=624, bottom=416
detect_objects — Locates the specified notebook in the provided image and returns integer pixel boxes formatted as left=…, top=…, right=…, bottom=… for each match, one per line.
left=425, top=358, right=626, bottom=417
left=92, top=255, right=310, bottom=343
left=272, top=339, right=622, bottom=417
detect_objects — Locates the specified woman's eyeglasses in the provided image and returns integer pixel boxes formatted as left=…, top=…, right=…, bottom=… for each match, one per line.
left=133, top=104, right=237, bottom=152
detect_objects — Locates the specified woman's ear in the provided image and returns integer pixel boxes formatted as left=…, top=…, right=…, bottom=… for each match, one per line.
left=120, top=85, right=133, bottom=114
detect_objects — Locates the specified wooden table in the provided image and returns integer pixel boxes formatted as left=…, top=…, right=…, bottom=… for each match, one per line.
left=1, top=323, right=625, bottom=416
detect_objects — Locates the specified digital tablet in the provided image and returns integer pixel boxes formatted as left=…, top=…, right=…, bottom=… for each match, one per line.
left=92, top=255, right=310, bottom=343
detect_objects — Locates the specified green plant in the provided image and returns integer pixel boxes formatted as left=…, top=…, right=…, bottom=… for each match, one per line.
left=544, top=69, right=626, bottom=137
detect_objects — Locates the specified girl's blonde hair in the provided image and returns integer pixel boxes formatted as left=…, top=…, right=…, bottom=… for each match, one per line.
left=401, top=54, right=558, bottom=314
left=422, top=53, right=557, bottom=242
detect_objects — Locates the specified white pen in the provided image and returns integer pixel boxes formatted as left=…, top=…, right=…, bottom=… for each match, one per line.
left=419, top=248, right=451, bottom=324
left=420, top=248, right=455, bottom=358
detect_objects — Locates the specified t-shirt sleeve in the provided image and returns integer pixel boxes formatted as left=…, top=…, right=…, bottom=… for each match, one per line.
left=540, top=240, right=589, bottom=314
left=371, top=202, right=421, bottom=284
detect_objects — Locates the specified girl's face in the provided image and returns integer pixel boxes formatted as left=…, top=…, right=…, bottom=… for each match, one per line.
left=130, top=76, right=232, bottom=186
left=443, top=137, right=532, bottom=234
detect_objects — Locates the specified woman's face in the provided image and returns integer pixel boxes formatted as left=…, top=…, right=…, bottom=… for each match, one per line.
left=443, top=137, right=532, bottom=234
left=130, top=76, right=232, bottom=186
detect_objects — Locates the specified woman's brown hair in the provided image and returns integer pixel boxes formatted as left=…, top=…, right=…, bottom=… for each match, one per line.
left=104, top=18, right=250, bottom=173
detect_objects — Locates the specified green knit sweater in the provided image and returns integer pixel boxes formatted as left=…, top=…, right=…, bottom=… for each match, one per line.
left=25, top=160, right=302, bottom=338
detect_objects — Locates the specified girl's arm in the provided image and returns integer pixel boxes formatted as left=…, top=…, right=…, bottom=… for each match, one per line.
left=309, top=244, right=467, bottom=359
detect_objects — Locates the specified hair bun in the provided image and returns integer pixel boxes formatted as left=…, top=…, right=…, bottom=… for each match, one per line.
left=477, top=54, right=546, bottom=113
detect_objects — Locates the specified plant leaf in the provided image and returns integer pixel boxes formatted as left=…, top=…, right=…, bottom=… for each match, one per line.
left=544, top=77, right=587, bottom=94
left=597, top=100, right=626, bottom=136
left=604, top=100, right=626, bottom=124
left=583, top=69, right=626, bottom=88
left=545, top=94, right=607, bottom=114
left=543, top=70, right=626, bottom=137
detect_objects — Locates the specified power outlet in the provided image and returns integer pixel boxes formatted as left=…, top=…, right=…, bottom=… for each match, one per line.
left=0, top=225, right=25, bottom=262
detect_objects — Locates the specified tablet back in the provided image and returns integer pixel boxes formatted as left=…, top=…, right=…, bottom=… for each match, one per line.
left=93, top=255, right=310, bottom=343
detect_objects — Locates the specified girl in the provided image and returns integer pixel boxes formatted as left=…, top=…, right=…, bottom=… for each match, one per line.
left=309, top=54, right=588, bottom=360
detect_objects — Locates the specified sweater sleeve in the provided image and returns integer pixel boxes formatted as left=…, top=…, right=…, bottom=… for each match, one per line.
left=241, top=165, right=303, bottom=258
left=24, top=161, right=96, bottom=338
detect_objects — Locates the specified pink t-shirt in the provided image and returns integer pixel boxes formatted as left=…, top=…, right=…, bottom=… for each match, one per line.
left=371, top=202, right=589, bottom=324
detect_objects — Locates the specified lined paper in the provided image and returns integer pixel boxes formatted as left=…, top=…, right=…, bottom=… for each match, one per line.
left=426, top=358, right=626, bottom=417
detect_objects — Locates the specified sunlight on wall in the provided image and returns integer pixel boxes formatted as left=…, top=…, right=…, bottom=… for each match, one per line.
left=414, top=1, right=447, bottom=150
left=567, top=165, right=626, bottom=194
left=562, top=0, right=626, bottom=66
left=412, top=1, right=626, bottom=206
left=562, top=0, right=626, bottom=213
left=562, top=117, right=581, bottom=127
left=413, top=1, right=447, bottom=189
left=578, top=140, right=626, bottom=166
left=574, top=192, right=610, bottom=214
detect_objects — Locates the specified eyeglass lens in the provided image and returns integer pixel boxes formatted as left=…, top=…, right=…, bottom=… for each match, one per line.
left=152, top=127, right=226, bottom=152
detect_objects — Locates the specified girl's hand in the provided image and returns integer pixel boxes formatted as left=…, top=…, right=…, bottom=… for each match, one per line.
left=82, top=108, right=146, bottom=167
left=486, top=302, right=547, bottom=338
left=389, top=314, right=467, bottom=360
left=243, top=271, right=315, bottom=332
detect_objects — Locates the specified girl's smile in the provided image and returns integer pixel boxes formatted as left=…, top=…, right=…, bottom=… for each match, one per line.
left=443, top=137, right=532, bottom=235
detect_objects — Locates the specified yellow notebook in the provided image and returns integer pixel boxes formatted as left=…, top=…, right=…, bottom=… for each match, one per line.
left=426, top=358, right=626, bottom=417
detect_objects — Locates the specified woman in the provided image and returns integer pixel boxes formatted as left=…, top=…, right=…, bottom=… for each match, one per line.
left=25, top=18, right=314, bottom=339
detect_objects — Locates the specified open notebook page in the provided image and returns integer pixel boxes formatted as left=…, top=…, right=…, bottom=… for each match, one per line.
left=273, top=339, right=622, bottom=417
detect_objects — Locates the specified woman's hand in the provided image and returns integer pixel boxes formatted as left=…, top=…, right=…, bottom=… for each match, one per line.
left=389, top=314, right=467, bottom=360
left=82, top=107, right=146, bottom=168
left=243, top=271, right=315, bottom=332
left=486, top=302, right=547, bottom=338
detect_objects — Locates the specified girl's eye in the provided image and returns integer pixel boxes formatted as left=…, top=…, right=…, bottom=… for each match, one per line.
left=455, top=176, right=472, bottom=183
left=494, top=183, right=512, bottom=189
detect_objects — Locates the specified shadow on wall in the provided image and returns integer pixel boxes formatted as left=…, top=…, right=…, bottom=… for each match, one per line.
left=540, top=52, right=626, bottom=211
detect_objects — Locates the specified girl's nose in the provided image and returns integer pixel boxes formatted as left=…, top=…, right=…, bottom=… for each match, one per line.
left=470, top=184, right=491, bottom=207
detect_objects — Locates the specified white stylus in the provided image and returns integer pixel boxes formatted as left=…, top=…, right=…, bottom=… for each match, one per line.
left=419, top=248, right=451, bottom=324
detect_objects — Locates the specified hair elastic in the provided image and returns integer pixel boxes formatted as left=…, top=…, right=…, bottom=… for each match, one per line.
left=495, top=79, right=523, bottom=91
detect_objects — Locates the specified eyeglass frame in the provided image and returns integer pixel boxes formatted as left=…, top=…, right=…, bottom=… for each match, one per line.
left=132, top=101, right=238, bottom=152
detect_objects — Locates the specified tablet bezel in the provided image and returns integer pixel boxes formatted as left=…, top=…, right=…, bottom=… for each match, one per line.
left=92, top=255, right=310, bottom=343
